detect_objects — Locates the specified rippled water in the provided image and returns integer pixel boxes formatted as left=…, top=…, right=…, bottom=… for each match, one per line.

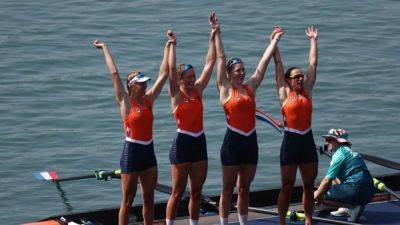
left=1, top=0, right=400, bottom=224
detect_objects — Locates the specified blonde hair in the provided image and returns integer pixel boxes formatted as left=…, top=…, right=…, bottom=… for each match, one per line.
left=126, top=70, right=141, bottom=89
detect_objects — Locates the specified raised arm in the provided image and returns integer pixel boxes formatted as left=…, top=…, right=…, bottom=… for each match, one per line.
left=214, top=12, right=230, bottom=101
left=93, top=40, right=129, bottom=119
left=195, top=12, right=217, bottom=93
left=246, top=27, right=283, bottom=92
left=167, top=31, right=179, bottom=98
left=304, top=26, right=318, bottom=95
left=147, top=31, right=174, bottom=102
left=274, top=46, right=287, bottom=106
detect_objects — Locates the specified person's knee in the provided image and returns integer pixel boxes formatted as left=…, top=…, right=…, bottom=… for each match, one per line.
left=237, top=184, right=250, bottom=197
left=281, top=178, right=295, bottom=191
left=121, top=192, right=134, bottom=208
left=190, top=187, right=203, bottom=201
left=302, top=180, right=315, bottom=191
left=142, top=190, right=154, bottom=205
left=171, top=186, right=185, bottom=200
left=221, top=185, right=234, bottom=198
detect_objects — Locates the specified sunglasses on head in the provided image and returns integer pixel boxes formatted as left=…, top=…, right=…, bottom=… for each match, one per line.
left=182, top=64, right=193, bottom=74
left=128, top=72, right=146, bottom=87
left=228, top=58, right=242, bottom=68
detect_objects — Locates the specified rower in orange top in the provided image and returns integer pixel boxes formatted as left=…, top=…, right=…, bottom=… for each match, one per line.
left=93, top=32, right=174, bottom=225
left=273, top=26, right=319, bottom=225
left=165, top=12, right=217, bottom=225
left=214, top=12, right=283, bottom=225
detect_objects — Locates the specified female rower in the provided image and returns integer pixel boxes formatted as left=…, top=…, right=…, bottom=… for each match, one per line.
left=214, top=13, right=283, bottom=225
left=93, top=32, right=174, bottom=225
left=273, top=27, right=318, bottom=225
left=165, top=12, right=217, bottom=225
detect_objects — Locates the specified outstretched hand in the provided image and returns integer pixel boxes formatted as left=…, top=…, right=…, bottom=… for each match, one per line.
left=306, top=26, right=318, bottom=39
left=269, top=26, right=284, bottom=41
left=209, top=11, right=219, bottom=32
left=166, top=29, right=177, bottom=45
left=93, top=39, right=105, bottom=48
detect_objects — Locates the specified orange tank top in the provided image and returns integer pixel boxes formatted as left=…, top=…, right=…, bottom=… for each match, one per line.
left=223, top=85, right=256, bottom=136
left=281, top=91, right=312, bottom=135
left=124, top=97, right=153, bottom=144
left=173, top=90, right=204, bottom=136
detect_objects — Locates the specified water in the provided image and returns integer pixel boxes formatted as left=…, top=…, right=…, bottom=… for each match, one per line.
left=1, top=0, right=400, bottom=224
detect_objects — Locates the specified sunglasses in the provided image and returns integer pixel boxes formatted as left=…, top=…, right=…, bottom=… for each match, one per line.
left=290, top=73, right=304, bottom=80
left=325, top=138, right=335, bottom=143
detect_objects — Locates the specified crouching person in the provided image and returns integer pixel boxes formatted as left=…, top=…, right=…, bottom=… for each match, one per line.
left=314, top=128, right=375, bottom=222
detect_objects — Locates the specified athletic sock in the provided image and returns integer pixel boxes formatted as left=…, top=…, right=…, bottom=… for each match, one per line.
left=220, top=217, right=228, bottom=225
left=238, top=214, right=248, bottom=225
left=166, top=218, right=174, bottom=225
left=189, top=219, right=199, bottom=225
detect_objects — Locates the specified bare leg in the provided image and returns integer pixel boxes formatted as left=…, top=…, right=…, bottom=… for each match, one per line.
left=166, top=163, right=190, bottom=220
left=138, top=166, right=158, bottom=225
left=236, top=165, right=257, bottom=215
left=119, top=172, right=139, bottom=225
left=219, top=165, right=239, bottom=219
left=188, top=160, right=208, bottom=220
left=278, top=165, right=297, bottom=225
left=299, top=162, right=318, bottom=225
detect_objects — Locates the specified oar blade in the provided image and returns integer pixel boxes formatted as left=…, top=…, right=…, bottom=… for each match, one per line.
left=33, top=171, right=58, bottom=181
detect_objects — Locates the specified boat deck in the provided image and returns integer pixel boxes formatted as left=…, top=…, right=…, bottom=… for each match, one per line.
left=174, top=200, right=400, bottom=225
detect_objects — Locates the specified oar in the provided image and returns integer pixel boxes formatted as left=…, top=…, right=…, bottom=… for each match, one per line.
left=358, top=153, right=400, bottom=171
left=255, top=108, right=400, bottom=200
left=255, top=107, right=400, bottom=170
left=33, top=169, right=122, bottom=182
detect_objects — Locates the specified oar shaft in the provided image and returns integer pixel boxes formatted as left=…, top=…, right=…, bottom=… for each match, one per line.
left=383, top=186, right=400, bottom=200
left=56, top=174, right=95, bottom=182
left=359, top=153, right=400, bottom=170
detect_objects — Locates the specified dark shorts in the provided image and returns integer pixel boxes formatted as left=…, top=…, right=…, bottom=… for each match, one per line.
left=169, top=132, right=208, bottom=164
left=220, top=128, right=258, bottom=166
left=280, top=130, right=318, bottom=166
left=325, top=182, right=374, bottom=205
left=120, top=141, right=157, bottom=173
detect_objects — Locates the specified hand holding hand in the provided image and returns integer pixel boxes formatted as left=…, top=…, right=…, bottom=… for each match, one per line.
left=93, top=39, right=105, bottom=48
left=166, top=30, right=177, bottom=46
left=269, top=26, right=284, bottom=41
left=306, top=26, right=318, bottom=39
left=209, top=11, right=220, bottom=32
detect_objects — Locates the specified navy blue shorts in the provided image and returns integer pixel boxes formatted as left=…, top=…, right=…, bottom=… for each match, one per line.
left=120, top=141, right=157, bottom=173
left=220, top=129, right=258, bottom=166
left=325, top=182, right=374, bottom=205
left=280, top=130, right=318, bottom=166
left=169, top=132, right=208, bottom=164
